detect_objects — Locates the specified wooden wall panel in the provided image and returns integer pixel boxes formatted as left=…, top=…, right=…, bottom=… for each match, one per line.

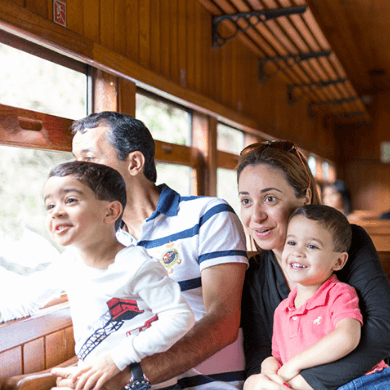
left=65, top=326, right=76, bottom=360
left=125, top=0, right=139, bottom=63
left=114, top=0, right=127, bottom=57
left=139, top=0, right=151, bottom=69
left=100, top=0, right=114, bottom=50
left=159, top=0, right=170, bottom=79
left=46, top=331, right=67, bottom=369
left=83, top=0, right=99, bottom=42
left=25, top=0, right=47, bottom=18
left=169, top=0, right=179, bottom=85
left=344, top=160, right=390, bottom=214
left=23, top=338, right=45, bottom=374
left=186, top=0, right=195, bottom=91
left=66, top=0, right=84, bottom=37
left=0, top=348, right=22, bottom=379
left=150, top=0, right=160, bottom=75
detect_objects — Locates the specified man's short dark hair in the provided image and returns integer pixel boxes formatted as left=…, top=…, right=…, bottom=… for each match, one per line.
left=49, top=161, right=127, bottom=231
left=71, top=111, right=157, bottom=182
left=289, top=204, right=352, bottom=252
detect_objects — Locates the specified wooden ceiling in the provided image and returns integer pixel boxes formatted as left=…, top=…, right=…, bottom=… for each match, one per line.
left=197, top=0, right=387, bottom=122
left=307, top=0, right=390, bottom=96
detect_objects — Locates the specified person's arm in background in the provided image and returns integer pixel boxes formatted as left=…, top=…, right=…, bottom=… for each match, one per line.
left=300, top=225, right=390, bottom=390
left=0, top=261, right=62, bottom=322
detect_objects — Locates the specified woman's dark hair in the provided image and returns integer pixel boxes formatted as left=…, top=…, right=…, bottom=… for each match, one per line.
left=323, top=180, right=352, bottom=215
left=289, top=204, right=352, bottom=252
left=49, top=161, right=127, bottom=231
left=237, top=142, right=320, bottom=204
left=71, top=111, right=157, bottom=182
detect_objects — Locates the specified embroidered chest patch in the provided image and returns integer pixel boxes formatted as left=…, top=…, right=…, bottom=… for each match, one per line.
left=160, top=242, right=182, bottom=273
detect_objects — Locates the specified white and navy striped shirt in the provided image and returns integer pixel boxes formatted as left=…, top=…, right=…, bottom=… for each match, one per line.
left=117, top=184, right=248, bottom=389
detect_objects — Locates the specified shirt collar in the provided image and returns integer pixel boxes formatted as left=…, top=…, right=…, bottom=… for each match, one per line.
left=147, top=184, right=180, bottom=221
left=285, top=274, right=338, bottom=313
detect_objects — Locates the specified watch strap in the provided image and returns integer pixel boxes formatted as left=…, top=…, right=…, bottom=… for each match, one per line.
left=124, top=363, right=151, bottom=390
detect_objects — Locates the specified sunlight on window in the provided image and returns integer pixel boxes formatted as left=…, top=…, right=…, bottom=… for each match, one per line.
left=217, top=168, right=241, bottom=216
left=156, top=163, right=192, bottom=196
left=217, top=123, right=245, bottom=155
left=308, top=155, right=317, bottom=177
left=136, top=93, right=191, bottom=146
left=0, top=43, right=87, bottom=119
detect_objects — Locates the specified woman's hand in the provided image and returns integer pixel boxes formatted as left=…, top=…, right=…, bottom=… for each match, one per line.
left=244, top=373, right=290, bottom=390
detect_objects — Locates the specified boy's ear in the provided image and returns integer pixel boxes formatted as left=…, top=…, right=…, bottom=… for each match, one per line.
left=104, top=201, right=123, bottom=225
left=332, top=252, right=349, bottom=271
left=127, top=151, right=145, bottom=177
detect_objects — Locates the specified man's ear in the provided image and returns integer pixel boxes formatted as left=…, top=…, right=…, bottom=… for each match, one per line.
left=332, top=252, right=349, bottom=271
left=104, top=201, right=123, bottom=225
left=127, top=151, right=145, bottom=177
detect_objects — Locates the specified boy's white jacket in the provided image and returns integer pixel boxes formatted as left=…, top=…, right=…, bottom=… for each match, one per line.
left=0, top=246, right=194, bottom=370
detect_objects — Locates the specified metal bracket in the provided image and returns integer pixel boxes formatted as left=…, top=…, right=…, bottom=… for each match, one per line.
left=259, top=50, right=331, bottom=84
left=308, top=97, right=358, bottom=119
left=288, top=78, right=347, bottom=104
left=212, top=6, right=306, bottom=49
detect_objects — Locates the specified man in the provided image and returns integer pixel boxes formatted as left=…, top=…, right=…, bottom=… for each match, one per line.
left=53, top=111, right=248, bottom=390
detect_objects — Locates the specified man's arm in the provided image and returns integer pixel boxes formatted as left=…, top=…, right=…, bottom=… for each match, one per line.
left=278, top=318, right=361, bottom=382
left=140, top=262, right=247, bottom=383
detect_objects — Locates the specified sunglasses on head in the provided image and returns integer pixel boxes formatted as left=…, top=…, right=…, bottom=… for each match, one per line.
left=240, top=140, right=311, bottom=189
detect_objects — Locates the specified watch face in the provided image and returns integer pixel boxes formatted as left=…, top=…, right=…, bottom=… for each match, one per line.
left=130, top=380, right=151, bottom=390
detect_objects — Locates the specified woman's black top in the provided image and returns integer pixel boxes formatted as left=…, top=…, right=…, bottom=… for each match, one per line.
left=241, top=224, right=390, bottom=390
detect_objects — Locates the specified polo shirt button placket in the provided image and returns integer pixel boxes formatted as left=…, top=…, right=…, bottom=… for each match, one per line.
left=289, top=315, right=299, bottom=339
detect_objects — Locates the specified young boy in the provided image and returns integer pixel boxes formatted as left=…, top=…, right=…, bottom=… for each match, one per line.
left=261, top=204, right=388, bottom=388
left=0, top=161, right=194, bottom=390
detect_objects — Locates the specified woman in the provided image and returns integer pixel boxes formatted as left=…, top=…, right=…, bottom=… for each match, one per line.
left=322, top=180, right=353, bottom=216
left=238, top=141, right=390, bottom=390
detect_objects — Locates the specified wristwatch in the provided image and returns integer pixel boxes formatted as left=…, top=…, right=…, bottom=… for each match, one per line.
left=124, top=363, right=151, bottom=390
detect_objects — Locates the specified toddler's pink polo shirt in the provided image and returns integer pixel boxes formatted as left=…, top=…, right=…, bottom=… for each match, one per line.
left=272, top=274, right=363, bottom=364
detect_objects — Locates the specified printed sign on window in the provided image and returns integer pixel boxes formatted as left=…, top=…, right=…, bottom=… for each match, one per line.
left=53, top=0, right=66, bottom=27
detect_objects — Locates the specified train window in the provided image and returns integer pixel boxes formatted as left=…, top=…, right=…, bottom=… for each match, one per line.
left=0, top=145, right=72, bottom=286
left=136, top=92, right=191, bottom=146
left=217, top=168, right=240, bottom=215
left=217, top=123, right=245, bottom=154
left=308, top=155, right=317, bottom=177
left=0, top=42, right=87, bottom=119
left=156, top=163, right=191, bottom=196
left=322, top=161, right=329, bottom=181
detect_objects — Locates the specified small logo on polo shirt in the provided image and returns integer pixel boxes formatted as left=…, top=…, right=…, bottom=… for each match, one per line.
left=160, top=241, right=182, bottom=273
left=313, top=316, right=322, bottom=325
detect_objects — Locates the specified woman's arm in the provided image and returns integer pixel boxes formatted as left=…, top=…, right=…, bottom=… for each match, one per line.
left=300, top=225, right=390, bottom=390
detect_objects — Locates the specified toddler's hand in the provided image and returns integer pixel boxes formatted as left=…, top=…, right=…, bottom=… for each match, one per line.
left=277, top=361, right=300, bottom=383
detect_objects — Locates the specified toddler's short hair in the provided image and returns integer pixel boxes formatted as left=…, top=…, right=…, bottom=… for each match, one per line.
left=289, top=204, right=352, bottom=252
left=48, top=161, right=126, bottom=231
